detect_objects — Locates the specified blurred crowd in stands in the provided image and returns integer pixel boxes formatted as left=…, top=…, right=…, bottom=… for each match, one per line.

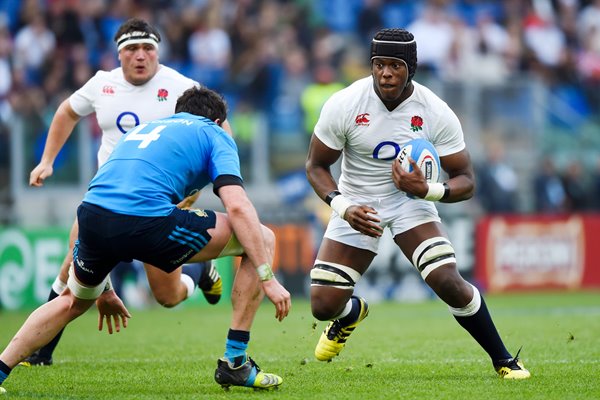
left=0, top=0, right=599, bottom=214
left=476, top=140, right=600, bottom=213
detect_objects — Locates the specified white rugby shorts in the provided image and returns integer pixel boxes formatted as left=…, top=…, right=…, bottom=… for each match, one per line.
left=323, top=193, right=441, bottom=253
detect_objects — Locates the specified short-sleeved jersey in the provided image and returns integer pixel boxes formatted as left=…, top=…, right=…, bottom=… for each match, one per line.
left=314, top=77, right=465, bottom=198
left=83, top=112, right=241, bottom=217
left=69, top=65, right=198, bottom=166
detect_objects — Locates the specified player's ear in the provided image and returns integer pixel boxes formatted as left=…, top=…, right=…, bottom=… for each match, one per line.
left=214, top=118, right=222, bottom=126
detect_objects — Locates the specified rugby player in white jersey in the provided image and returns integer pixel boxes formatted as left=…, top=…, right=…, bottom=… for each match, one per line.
left=24, top=18, right=223, bottom=366
left=305, top=28, right=530, bottom=379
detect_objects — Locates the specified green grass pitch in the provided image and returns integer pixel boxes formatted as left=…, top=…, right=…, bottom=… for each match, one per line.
left=1, top=291, right=599, bottom=399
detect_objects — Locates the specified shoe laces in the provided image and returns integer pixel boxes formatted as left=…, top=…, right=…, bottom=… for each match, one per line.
left=498, top=346, right=524, bottom=370
left=326, top=320, right=344, bottom=340
left=247, top=356, right=262, bottom=373
left=510, top=346, right=523, bottom=369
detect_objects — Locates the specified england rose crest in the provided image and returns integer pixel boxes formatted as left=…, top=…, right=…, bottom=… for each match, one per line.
left=410, top=115, right=423, bottom=132
left=157, top=88, right=168, bottom=101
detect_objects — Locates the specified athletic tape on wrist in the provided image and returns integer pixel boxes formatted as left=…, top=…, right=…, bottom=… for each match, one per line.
left=257, top=263, right=274, bottom=281
left=424, top=182, right=445, bottom=201
left=330, top=194, right=353, bottom=220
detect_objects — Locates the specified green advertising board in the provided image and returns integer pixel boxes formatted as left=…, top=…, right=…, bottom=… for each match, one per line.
left=0, top=227, right=233, bottom=310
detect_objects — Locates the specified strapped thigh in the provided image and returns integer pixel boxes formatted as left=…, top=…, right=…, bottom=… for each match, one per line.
left=411, top=237, right=456, bottom=280
left=67, top=263, right=110, bottom=300
left=310, top=259, right=362, bottom=290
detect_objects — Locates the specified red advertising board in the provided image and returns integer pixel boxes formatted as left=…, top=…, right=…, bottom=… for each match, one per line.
left=475, top=214, right=600, bottom=292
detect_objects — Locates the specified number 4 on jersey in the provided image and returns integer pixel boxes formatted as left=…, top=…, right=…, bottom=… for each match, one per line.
left=124, top=124, right=166, bottom=148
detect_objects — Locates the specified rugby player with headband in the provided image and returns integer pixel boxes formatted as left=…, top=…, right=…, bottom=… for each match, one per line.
left=116, top=30, right=161, bottom=52
left=22, top=18, right=224, bottom=368
left=305, top=28, right=530, bottom=380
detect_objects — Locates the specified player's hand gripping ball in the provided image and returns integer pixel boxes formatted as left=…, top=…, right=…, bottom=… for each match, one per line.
left=397, top=138, right=441, bottom=184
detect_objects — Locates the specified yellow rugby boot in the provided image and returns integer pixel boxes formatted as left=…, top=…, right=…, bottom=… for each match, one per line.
left=494, top=347, right=531, bottom=379
left=315, top=297, right=369, bottom=361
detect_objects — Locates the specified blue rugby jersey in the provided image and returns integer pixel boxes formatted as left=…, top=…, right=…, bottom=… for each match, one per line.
left=83, top=112, right=241, bottom=216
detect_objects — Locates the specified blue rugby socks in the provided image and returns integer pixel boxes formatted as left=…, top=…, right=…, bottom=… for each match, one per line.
left=0, top=360, right=11, bottom=386
left=224, top=329, right=250, bottom=367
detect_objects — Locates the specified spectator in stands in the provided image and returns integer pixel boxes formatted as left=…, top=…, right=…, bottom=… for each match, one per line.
left=13, top=13, right=56, bottom=86
left=187, top=5, right=231, bottom=90
left=522, top=3, right=567, bottom=82
left=0, top=15, right=12, bottom=121
left=407, top=2, right=455, bottom=75
left=476, top=141, right=519, bottom=213
left=533, top=157, right=567, bottom=213
left=301, top=63, right=344, bottom=137
left=562, top=160, right=589, bottom=211
left=447, top=11, right=511, bottom=85
left=591, top=158, right=600, bottom=210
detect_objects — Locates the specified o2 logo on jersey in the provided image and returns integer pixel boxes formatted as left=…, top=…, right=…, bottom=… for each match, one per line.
left=372, top=141, right=401, bottom=161
left=116, top=111, right=141, bottom=134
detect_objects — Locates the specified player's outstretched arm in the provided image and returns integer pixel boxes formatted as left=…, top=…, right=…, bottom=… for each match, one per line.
left=260, top=278, right=291, bottom=321
left=29, top=99, right=81, bottom=186
left=96, top=290, right=132, bottom=334
left=218, top=185, right=291, bottom=321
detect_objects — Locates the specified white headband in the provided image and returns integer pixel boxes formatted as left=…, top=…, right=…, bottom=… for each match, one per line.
left=116, top=31, right=160, bottom=51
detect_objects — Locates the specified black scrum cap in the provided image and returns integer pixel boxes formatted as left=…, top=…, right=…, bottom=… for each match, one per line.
left=371, top=28, right=417, bottom=82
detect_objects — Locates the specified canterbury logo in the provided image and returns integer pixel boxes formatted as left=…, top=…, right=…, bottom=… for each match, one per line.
left=355, top=113, right=370, bottom=126
left=102, top=85, right=115, bottom=95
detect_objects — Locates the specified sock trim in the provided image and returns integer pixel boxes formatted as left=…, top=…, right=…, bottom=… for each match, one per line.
left=0, top=360, right=11, bottom=384
left=333, top=298, right=353, bottom=320
left=227, top=329, right=250, bottom=343
left=180, top=274, right=195, bottom=298
left=449, top=284, right=481, bottom=317
left=51, top=277, right=67, bottom=294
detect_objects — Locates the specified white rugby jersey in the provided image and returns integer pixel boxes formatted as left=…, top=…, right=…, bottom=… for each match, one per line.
left=314, top=76, right=466, bottom=198
left=69, top=65, right=198, bottom=166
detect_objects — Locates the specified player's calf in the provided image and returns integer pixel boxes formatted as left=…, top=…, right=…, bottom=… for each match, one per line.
left=310, top=260, right=369, bottom=361
left=314, top=296, right=369, bottom=361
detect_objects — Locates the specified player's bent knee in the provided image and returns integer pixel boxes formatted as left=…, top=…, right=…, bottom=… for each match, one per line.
left=154, top=293, right=179, bottom=308
left=311, top=298, right=347, bottom=321
left=149, top=282, right=183, bottom=308
left=411, top=237, right=456, bottom=280
left=158, top=299, right=178, bottom=308
left=261, top=225, right=276, bottom=252
left=310, top=260, right=361, bottom=319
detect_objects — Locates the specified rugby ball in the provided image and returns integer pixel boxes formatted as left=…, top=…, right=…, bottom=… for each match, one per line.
left=397, top=138, right=440, bottom=183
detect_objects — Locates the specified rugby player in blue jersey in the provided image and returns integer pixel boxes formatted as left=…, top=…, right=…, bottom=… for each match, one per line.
left=0, top=87, right=291, bottom=393
left=25, top=18, right=223, bottom=367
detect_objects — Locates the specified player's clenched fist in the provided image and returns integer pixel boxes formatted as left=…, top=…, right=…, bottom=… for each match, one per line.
left=29, top=163, right=54, bottom=187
